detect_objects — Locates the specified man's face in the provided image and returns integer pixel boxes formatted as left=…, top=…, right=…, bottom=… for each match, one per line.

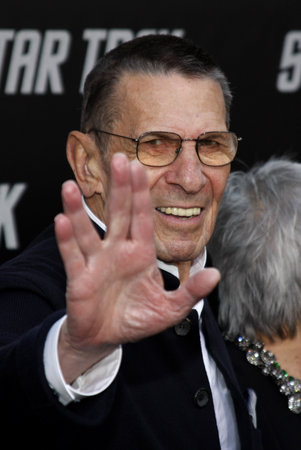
left=101, top=73, right=230, bottom=267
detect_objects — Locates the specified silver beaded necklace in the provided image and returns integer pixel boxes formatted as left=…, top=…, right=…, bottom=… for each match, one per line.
left=225, top=335, right=301, bottom=414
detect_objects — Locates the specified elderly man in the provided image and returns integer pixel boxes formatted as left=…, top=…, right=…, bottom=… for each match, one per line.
left=0, top=34, right=261, bottom=449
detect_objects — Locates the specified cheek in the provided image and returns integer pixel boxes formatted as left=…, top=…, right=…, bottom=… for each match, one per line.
left=209, top=167, right=230, bottom=205
left=145, top=167, right=166, bottom=191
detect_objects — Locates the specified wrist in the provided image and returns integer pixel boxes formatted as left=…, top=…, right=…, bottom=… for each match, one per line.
left=58, top=321, right=118, bottom=384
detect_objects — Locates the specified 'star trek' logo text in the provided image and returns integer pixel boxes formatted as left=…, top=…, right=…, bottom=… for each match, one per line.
left=0, top=184, right=27, bottom=250
left=0, top=28, right=184, bottom=95
left=277, top=31, right=301, bottom=92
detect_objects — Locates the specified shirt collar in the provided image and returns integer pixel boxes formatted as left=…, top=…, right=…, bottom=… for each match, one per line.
left=82, top=197, right=107, bottom=231
left=156, top=249, right=207, bottom=278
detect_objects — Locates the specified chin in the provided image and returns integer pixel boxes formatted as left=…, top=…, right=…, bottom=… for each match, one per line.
left=156, top=240, right=205, bottom=264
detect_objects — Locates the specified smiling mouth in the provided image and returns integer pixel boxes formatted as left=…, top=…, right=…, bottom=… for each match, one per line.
left=156, top=207, right=201, bottom=218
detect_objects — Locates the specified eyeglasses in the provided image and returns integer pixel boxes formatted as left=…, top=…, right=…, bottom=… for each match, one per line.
left=88, top=128, right=241, bottom=167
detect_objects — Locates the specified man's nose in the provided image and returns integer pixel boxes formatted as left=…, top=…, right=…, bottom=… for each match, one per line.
left=165, top=141, right=207, bottom=193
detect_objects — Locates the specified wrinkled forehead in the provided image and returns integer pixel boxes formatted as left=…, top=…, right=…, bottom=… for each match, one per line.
left=112, top=72, right=227, bottom=135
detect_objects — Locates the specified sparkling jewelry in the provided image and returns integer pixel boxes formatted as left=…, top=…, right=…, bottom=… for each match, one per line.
left=225, top=335, right=301, bottom=414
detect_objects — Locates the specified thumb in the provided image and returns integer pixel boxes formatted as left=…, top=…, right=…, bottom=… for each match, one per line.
left=186, top=267, right=220, bottom=297
left=178, top=267, right=220, bottom=308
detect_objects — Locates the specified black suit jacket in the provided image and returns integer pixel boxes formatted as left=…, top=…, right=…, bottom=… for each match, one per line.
left=0, top=224, right=261, bottom=449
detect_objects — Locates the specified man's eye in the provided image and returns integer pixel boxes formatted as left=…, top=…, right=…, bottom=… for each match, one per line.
left=199, top=139, right=218, bottom=147
left=147, top=139, right=164, bottom=146
left=141, top=136, right=179, bottom=149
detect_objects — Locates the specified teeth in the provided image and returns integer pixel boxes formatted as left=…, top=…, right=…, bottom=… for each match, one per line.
left=157, top=207, right=201, bottom=217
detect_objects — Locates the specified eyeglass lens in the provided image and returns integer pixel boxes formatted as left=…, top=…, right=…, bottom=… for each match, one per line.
left=137, top=131, right=237, bottom=167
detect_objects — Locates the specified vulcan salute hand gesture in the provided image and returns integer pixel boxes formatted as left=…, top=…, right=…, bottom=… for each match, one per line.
left=55, top=153, right=220, bottom=383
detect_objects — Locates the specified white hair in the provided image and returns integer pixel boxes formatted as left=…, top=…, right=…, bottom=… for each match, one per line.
left=208, top=157, right=301, bottom=341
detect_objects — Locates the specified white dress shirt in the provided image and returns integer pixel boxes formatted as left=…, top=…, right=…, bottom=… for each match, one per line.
left=44, top=200, right=240, bottom=450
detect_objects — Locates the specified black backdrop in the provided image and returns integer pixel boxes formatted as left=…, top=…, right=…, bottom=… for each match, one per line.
left=1, top=0, right=301, bottom=263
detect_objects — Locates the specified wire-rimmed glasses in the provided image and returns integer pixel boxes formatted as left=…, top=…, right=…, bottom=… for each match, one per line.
left=88, top=128, right=241, bottom=167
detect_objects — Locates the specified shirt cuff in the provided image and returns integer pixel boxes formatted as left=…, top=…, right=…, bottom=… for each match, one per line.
left=43, top=315, right=122, bottom=406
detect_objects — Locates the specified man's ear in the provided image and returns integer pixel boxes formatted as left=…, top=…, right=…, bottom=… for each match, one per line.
left=66, top=130, right=107, bottom=198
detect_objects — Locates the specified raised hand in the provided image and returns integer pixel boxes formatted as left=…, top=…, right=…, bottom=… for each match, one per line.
left=55, top=153, right=220, bottom=383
